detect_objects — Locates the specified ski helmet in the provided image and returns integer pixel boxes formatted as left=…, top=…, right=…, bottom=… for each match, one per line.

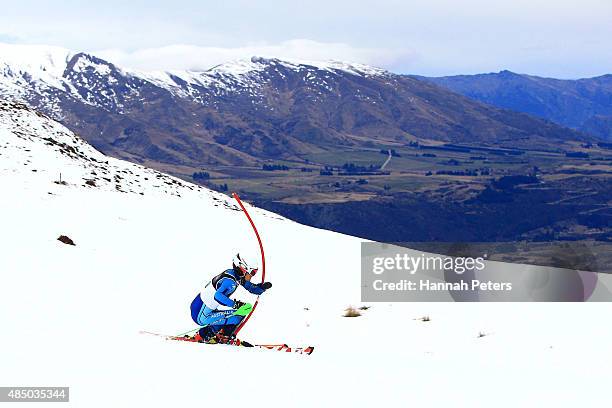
left=232, top=253, right=258, bottom=277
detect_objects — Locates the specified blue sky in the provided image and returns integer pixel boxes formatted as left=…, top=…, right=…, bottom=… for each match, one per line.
left=1, top=0, right=610, bottom=78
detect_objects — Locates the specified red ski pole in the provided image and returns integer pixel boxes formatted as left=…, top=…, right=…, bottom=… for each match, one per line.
left=232, top=192, right=266, bottom=337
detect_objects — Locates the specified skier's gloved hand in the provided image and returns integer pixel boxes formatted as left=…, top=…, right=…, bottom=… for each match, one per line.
left=259, top=282, right=272, bottom=291
left=233, top=300, right=246, bottom=310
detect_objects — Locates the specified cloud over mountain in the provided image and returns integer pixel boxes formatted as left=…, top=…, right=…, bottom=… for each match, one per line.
left=94, top=39, right=416, bottom=72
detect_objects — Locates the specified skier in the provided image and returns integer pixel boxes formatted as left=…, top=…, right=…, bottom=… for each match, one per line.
left=190, top=253, right=272, bottom=343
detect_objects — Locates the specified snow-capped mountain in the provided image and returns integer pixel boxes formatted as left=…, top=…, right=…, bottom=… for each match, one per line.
left=138, top=56, right=389, bottom=99
left=0, top=43, right=388, bottom=115
left=0, top=43, right=589, bottom=169
left=1, top=101, right=611, bottom=407
left=0, top=44, right=73, bottom=94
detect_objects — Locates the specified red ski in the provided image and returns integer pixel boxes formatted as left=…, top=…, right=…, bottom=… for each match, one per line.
left=257, top=343, right=315, bottom=355
left=140, top=331, right=314, bottom=355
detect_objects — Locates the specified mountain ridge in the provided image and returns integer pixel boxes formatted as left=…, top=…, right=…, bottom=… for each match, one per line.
left=0, top=44, right=594, bottom=170
left=420, top=70, right=612, bottom=140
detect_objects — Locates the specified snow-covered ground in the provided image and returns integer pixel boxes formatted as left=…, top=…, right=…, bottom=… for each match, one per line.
left=1, top=101, right=610, bottom=407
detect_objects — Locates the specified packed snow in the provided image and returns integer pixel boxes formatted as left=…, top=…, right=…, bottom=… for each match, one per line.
left=1, top=102, right=611, bottom=407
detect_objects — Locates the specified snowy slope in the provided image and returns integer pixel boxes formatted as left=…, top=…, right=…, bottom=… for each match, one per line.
left=1, top=102, right=611, bottom=407
left=134, top=56, right=389, bottom=96
left=0, top=43, right=73, bottom=95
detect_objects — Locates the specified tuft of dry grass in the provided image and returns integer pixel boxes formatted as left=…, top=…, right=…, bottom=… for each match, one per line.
left=343, top=306, right=362, bottom=317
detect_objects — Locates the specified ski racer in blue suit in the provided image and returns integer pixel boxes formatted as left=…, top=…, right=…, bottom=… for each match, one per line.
left=190, top=253, right=272, bottom=343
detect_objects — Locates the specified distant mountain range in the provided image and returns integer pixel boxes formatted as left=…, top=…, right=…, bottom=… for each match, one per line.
left=0, top=44, right=592, bottom=170
left=420, top=70, right=612, bottom=141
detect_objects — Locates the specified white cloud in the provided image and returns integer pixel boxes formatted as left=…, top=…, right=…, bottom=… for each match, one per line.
left=94, top=40, right=417, bottom=72
left=3, top=1, right=612, bottom=77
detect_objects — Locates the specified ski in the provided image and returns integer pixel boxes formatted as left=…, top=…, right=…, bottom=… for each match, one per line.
left=256, top=343, right=315, bottom=355
left=140, top=330, right=251, bottom=347
left=140, top=331, right=314, bottom=355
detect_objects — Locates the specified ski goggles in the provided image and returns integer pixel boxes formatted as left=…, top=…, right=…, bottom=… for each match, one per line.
left=238, top=265, right=258, bottom=277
